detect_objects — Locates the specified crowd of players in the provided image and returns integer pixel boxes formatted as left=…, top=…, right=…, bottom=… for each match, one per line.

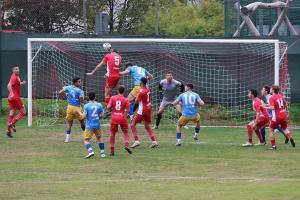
left=5, top=43, right=295, bottom=159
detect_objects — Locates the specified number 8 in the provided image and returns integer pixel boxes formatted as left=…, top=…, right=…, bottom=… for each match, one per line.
left=116, top=100, right=121, bottom=111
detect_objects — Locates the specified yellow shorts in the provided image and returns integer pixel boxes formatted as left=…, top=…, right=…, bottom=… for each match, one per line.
left=83, top=129, right=101, bottom=139
left=178, top=114, right=200, bottom=126
left=130, top=86, right=141, bottom=97
left=66, top=105, right=85, bottom=121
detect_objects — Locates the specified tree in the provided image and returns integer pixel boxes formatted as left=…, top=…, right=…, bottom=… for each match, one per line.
left=137, top=0, right=224, bottom=36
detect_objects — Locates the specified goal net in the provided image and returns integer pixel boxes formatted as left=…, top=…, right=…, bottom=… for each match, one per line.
left=28, top=38, right=290, bottom=127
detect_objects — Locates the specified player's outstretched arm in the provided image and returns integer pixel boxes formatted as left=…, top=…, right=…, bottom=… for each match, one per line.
left=146, top=72, right=153, bottom=80
left=172, top=99, right=180, bottom=106
left=198, top=99, right=205, bottom=106
left=86, top=61, right=104, bottom=76
left=58, top=88, right=66, bottom=95
left=119, top=69, right=130, bottom=76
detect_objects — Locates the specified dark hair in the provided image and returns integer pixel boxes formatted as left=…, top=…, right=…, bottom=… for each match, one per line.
left=73, top=77, right=81, bottom=84
left=140, top=77, right=148, bottom=85
left=186, top=84, right=194, bottom=90
left=125, top=62, right=133, bottom=68
left=88, top=92, right=96, bottom=100
left=166, top=71, right=173, bottom=75
left=118, top=85, right=125, bottom=94
left=249, top=89, right=258, bottom=97
left=263, top=85, right=270, bottom=94
left=112, top=49, right=118, bottom=53
left=271, top=85, right=280, bottom=94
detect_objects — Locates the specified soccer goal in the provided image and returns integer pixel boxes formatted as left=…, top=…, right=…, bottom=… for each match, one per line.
left=27, top=38, right=290, bottom=127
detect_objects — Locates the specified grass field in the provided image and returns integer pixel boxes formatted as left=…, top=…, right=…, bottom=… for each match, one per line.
left=0, top=116, right=299, bottom=200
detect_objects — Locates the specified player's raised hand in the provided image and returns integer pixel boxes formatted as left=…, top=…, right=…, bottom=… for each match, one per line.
left=21, top=80, right=27, bottom=85
left=86, top=72, right=94, bottom=76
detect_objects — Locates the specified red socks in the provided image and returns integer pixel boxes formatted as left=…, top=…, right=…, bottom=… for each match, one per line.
left=12, top=111, right=26, bottom=125
left=145, top=126, right=156, bottom=142
left=286, top=132, right=292, bottom=140
left=123, top=132, right=130, bottom=148
left=7, top=115, right=13, bottom=131
left=271, top=139, right=276, bottom=147
left=130, top=124, right=139, bottom=141
left=247, top=125, right=253, bottom=143
left=254, top=129, right=264, bottom=143
left=110, top=133, right=116, bottom=153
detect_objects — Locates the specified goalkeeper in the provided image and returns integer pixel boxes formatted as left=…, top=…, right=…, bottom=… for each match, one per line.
left=153, top=71, right=184, bottom=129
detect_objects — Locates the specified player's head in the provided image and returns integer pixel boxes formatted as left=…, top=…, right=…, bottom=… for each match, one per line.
left=118, top=85, right=125, bottom=94
left=271, top=85, right=280, bottom=94
left=72, top=77, right=82, bottom=87
left=12, top=66, right=20, bottom=75
left=140, top=77, right=148, bottom=86
left=248, top=89, right=258, bottom=99
left=88, top=92, right=96, bottom=101
left=261, top=85, right=270, bottom=96
left=166, top=71, right=173, bottom=82
left=185, top=84, right=193, bottom=91
left=125, top=62, right=133, bottom=68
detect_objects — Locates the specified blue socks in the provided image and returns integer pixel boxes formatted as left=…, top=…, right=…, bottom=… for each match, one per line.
left=66, top=128, right=71, bottom=135
left=260, top=127, right=266, bottom=143
left=177, top=132, right=181, bottom=143
left=99, top=143, right=105, bottom=154
left=195, top=127, right=200, bottom=135
left=85, top=143, right=94, bottom=154
left=129, top=103, right=134, bottom=116
left=277, top=126, right=287, bottom=139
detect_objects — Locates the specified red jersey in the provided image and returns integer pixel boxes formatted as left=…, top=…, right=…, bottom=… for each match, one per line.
left=8, top=73, right=21, bottom=99
left=102, top=52, right=122, bottom=77
left=253, top=97, right=269, bottom=120
left=108, top=94, right=129, bottom=124
left=269, top=94, right=287, bottom=120
left=136, top=86, right=152, bottom=115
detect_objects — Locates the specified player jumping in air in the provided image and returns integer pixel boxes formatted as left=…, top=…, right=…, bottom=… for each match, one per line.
left=82, top=92, right=105, bottom=159
left=6, top=66, right=27, bottom=138
left=107, top=85, right=132, bottom=156
left=260, top=85, right=288, bottom=144
left=130, top=77, right=158, bottom=148
left=120, top=62, right=153, bottom=120
left=59, top=77, right=85, bottom=143
left=242, top=89, right=269, bottom=147
left=172, top=84, right=205, bottom=146
left=263, top=85, right=295, bottom=150
left=153, top=71, right=184, bottom=129
left=86, top=43, right=122, bottom=105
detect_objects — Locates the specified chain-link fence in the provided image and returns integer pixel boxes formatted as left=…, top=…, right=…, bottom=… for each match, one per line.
left=225, top=0, right=300, bottom=37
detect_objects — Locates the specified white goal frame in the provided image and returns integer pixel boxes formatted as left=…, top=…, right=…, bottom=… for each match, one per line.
left=27, top=38, right=281, bottom=127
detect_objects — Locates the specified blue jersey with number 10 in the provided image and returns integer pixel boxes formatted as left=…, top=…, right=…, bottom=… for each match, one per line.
left=84, top=102, right=104, bottom=130
left=177, top=91, right=201, bottom=117
left=64, top=85, right=84, bottom=107
left=127, top=66, right=148, bottom=85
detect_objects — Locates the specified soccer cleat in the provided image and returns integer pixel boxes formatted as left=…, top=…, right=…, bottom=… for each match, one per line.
left=285, top=137, right=289, bottom=144
left=152, top=125, right=158, bottom=130
left=84, top=153, right=95, bottom=159
left=10, top=123, right=16, bottom=132
left=110, top=152, right=115, bottom=156
left=124, top=147, right=132, bottom=154
left=150, top=141, right=158, bottom=148
left=100, top=153, right=106, bottom=158
left=130, top=141, right=140, bottom=148
left=6, top=131, right=13, bottom=138
left=175, top=141, right=182, bottom=146
left=269, top=146, right=277, bottom=150
left=290, top=138, right=296, bottom=148
left=64, top=138, right=70, bottom=143
left=254, top=142, right=266, bottom=146
left=242, top=142, right=253, bottom=147
left=193, top=134, right=199, bottom=141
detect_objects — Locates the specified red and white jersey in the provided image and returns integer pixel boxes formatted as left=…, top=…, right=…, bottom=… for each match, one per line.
left=102, top=52, right=122, bottom=77
left=253, top=97, right=269, bottom=120
left=108, top=94, right=129, bottom=124
left=8, top=73, right=21, bottom=99
left=269, top=94, right=287, bottom=121
left=136, top=86, right=152, bottom=115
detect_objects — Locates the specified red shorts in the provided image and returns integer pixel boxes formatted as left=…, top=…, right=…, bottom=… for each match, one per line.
left=255, top=116, right=269, bottom=128
left=270, top=117, right=288, bottom=130
left=8, top=98, right=24, bottom=110
left=110, top=123, right=129, bottom=134
left=105, top=76, right=120, bottom=88
left=133, top=113, right=151, bottom=124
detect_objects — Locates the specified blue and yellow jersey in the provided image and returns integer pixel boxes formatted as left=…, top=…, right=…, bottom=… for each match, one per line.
left=84, top=102, right=104, bottom=130
left=63, top=85, right=84, bottom=107
left=127, top=66, right=149, bottom=85
left=177, top=91, right=201, bottom=117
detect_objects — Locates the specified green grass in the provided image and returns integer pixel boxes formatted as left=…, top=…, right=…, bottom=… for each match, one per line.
left=0, top=117, right=299, bottom=199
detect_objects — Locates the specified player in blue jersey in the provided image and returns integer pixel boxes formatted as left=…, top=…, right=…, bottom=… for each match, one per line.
left=120, top=62, right=153, bottom=120
left=59, top=77, right=85, bottom=143
left=172, top=84, right=205, bottom=146
left=82, top=92, right=105, bottom=159
left=260, top=85, right=288, bottom=144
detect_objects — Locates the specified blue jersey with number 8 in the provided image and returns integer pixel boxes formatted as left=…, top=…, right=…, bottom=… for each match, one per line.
left=84, top=102, right=104, bottom=130
left=177, top=92, right=201, bottom=117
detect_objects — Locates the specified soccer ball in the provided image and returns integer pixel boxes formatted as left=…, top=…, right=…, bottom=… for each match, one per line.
left=102, top=43, right=111, bottom=52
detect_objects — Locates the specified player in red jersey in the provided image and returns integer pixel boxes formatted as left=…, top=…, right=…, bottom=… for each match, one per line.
left=264, top=85, right=295, bottom=150
left=6, top=66, right=27, bottom=138
left=107, top=85, right=132, bottom=156
left=130, top=77, right=158, bottom=148
left=242, top=89, right=269, bottom=147
left=86, top=43, right=122, bottom=105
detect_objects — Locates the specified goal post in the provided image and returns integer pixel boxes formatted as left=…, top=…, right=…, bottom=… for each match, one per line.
left=27, top=38, right=289, bottom=127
